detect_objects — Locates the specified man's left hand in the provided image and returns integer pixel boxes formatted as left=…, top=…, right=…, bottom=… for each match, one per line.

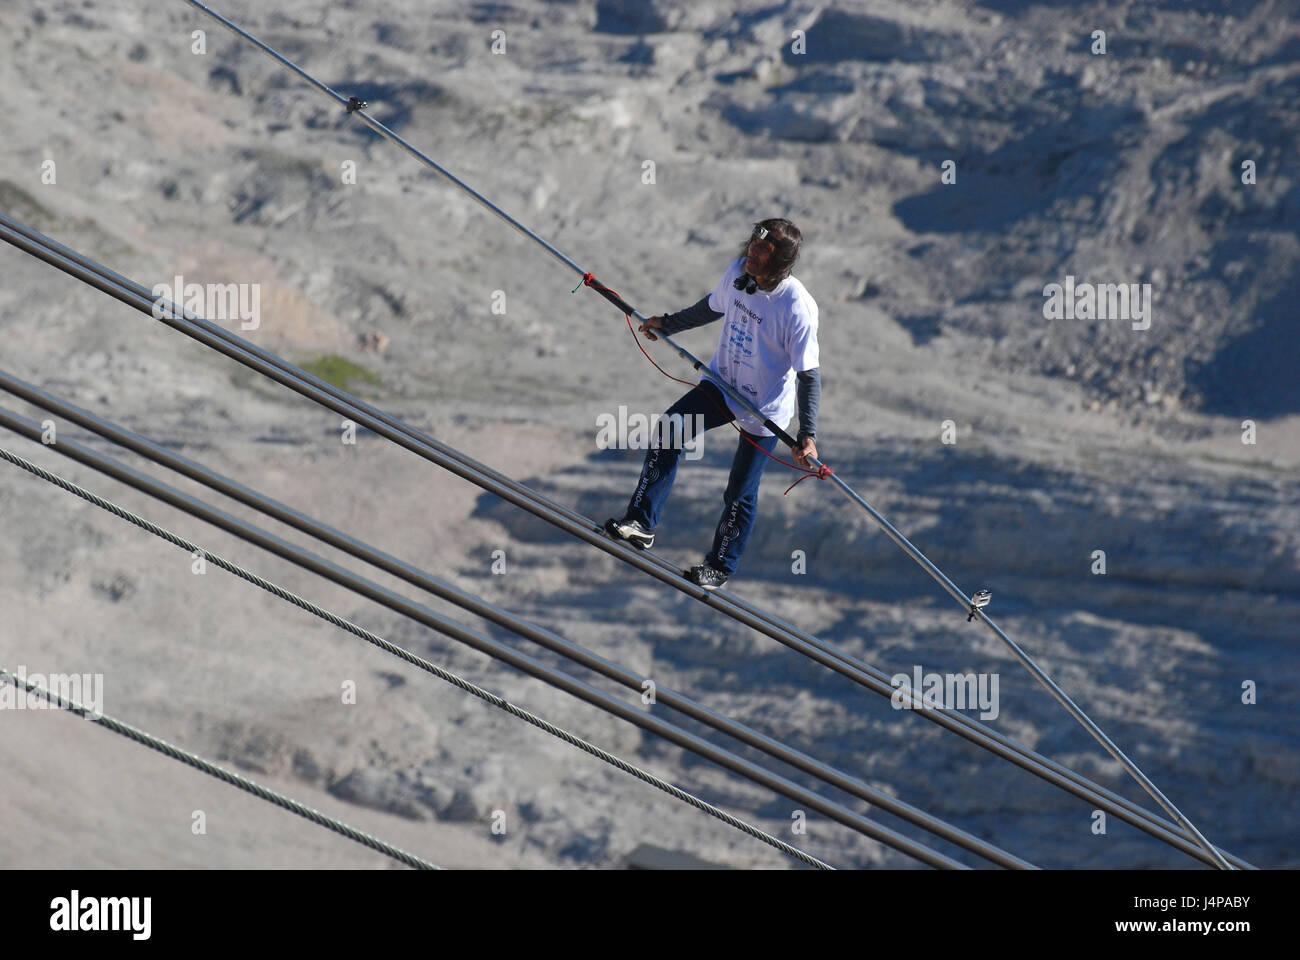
left=792, top=436, right=818, bottom=468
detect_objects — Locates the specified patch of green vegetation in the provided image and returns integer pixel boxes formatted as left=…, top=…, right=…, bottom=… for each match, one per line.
left=0, top=179, right=56, bottom=228
left=299, top=354, right=380, bottom=391
left=0, top=179, right=136, bottom=260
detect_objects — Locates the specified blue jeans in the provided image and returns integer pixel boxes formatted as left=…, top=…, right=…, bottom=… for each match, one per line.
left=624, top=381, right=780, bottom=576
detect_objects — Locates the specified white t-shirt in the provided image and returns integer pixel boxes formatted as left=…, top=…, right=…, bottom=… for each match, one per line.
left=702, top=258, right=820, bottom=437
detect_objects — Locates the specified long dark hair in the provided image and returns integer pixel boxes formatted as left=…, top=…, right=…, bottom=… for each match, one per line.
left=736, top=218, right=803, bottom=287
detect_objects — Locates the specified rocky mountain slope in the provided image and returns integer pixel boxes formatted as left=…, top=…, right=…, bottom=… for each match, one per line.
left=0, top=0, right=1295, bottom=869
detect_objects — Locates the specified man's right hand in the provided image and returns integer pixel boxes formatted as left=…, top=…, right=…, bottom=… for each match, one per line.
left=638, top=316, right=666, bottom=341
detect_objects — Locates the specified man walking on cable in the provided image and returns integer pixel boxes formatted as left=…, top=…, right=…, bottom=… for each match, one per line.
left=605, top=218, right=821, bottom=590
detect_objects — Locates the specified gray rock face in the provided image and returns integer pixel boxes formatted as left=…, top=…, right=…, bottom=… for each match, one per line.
left=0, top=0, right=1296, bottom=870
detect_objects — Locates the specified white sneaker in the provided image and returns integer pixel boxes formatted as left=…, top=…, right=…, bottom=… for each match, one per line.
left=604, top=517, right=655, bottom=550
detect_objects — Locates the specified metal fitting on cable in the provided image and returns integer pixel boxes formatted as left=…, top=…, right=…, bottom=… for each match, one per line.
left=967, top=589, right=992, bottom=622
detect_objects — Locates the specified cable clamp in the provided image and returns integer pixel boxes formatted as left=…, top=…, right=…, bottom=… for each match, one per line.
left=967, top=589, right=992, bottom=621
